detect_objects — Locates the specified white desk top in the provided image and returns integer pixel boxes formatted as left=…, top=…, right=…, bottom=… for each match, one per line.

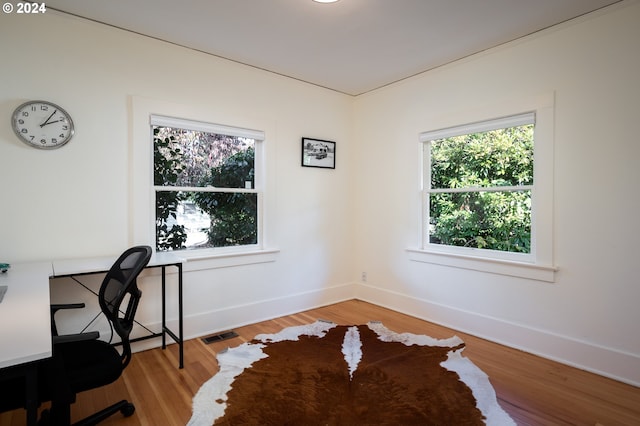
left=52, top=251, right=184, bottom=277
left=0, top=262, right=53, bottom=369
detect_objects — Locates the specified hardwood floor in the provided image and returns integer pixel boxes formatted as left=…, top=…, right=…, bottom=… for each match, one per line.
left=1, top=300, right=639, bottom=425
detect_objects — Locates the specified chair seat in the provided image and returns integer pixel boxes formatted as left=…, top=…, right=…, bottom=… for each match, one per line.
left=0, top=340, right=123, bottom=413
left=55, top=339, right=123, bottom=394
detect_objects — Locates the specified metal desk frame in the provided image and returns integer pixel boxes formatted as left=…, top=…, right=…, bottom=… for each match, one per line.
left=51, top=256, right=184, bottom=369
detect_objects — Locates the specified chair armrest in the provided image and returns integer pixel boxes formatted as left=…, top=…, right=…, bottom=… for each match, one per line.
left=50, top=303, right=86, bottom=336
left=53, top=331, right=100, bottom=345
left=51, top=303, right=85, bottom=312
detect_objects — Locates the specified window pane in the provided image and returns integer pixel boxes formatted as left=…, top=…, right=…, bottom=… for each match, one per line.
left=156, top=191, right=257, bottom=251
left=430, top=124, right=533, bottom=189
left=429, top=190, right=531, bottom=253
left=153, top=126, right=255, bottom=188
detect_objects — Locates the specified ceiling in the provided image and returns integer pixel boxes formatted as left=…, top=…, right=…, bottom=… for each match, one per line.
left=45, top=0, right=621, bottom=96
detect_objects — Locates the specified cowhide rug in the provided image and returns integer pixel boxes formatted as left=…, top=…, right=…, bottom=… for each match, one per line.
left=189, top=321, right=515, bottom=425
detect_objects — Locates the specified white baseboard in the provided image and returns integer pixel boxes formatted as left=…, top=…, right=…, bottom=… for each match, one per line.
left=130, top=280, right=640, bottom=387
left=355, top=283, right=640, bottom=387
left=131, top=282, right=357, bottom=353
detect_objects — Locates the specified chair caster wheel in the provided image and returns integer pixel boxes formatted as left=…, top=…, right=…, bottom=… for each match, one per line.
left=121, top=403, right=135, bottom=417
left=37, top=409, right=50, bottom=426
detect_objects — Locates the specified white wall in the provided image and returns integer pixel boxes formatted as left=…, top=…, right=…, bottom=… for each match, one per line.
left=353, top=1, right=640, bottom=385
left=1, top=3, right=639, bottom=386
left=0, top=11, right=356, bottom=343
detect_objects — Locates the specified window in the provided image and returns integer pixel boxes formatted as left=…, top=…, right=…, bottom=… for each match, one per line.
left=422, top=113, right=534, bottom=261
left=411, top=94, right=556, bottom=282
left=151, top=115, right=264, bottom=253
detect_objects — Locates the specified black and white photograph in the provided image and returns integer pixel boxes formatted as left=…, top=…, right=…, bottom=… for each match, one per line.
left=301, top=137, right=336, bottom=169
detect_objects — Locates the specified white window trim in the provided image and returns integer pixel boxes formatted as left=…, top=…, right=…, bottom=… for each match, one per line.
left=409, top=92, right=556, bottom=282
left=419, top=112, right=535, bottom=142
left=151, top=114, right=265, bottom=140
left=131, top=96, right=279, bottom=268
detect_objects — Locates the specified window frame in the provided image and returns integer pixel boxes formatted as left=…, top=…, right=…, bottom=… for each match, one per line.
left=151, top=114, right=264, bottom=253
left=131, top=96, right=278, bottom=269
left=409, top=93, right=556, bottom=282
left=422, top=112, right=535, bottom=262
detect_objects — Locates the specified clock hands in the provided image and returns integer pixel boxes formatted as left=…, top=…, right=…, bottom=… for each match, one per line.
left=40, top=109, right=59, bottom=127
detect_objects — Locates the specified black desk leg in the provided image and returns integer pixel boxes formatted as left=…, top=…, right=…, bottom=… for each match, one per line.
left=178, top=262, right=184, bottom=369
left=24, top=365, right=38, bottom=426
left=161, top=266, right=167, bottom=350
left=160, top=263, right=183, bottom=368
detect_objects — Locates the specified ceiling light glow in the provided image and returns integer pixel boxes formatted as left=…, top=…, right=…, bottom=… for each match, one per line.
left=313, top=0, right=339, bottom=3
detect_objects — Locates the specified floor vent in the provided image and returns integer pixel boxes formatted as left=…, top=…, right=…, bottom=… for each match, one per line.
left=201, top=331, right=238, bottom=344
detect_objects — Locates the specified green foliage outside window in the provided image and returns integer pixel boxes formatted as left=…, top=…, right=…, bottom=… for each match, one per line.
left=429, top=125, right=533, bottom=253
left=193, top=148, right=257, bottom=247
left=153, top=128, right=187, bottom=251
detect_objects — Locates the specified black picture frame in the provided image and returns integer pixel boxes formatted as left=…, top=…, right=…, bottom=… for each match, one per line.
left=301, top=137, right=336, bottom=169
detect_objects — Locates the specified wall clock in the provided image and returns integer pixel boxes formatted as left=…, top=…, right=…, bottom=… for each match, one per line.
left=11, top=100, right=75, bottom=149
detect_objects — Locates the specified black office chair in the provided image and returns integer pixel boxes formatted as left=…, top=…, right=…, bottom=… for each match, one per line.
left=0, top=245, right=152, bottom=425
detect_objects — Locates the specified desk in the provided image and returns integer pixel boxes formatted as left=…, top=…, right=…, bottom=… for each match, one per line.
left=0, top=262, right=53, bottom=369
left=51, top=252, right=185, bottom=369
left=0, top=262, right=54, bottom=425
left=0, top=253, right=184, bottom=425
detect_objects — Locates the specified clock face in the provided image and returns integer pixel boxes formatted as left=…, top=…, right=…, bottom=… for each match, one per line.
left=12, top=101, right=75, bottom=149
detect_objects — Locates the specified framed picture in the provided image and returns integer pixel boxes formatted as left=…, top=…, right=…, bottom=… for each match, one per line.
left=301, top=137, right=336, bottom=169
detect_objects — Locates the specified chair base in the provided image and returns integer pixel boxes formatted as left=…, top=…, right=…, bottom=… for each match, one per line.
left=75, top=400, right=135, bottom=426
left=39, top=400, right=135, bottom=426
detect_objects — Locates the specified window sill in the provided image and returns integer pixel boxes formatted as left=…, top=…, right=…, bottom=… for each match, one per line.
left=406, top=248, right=556, bottom=282
left=177, top=247, right=280, bottom=272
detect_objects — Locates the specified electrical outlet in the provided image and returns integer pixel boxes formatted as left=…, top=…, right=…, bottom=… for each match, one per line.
left=361, top=272, right=367, bottom=282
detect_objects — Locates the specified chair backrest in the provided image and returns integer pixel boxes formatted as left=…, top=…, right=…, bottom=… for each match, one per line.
left=98, top=245, right=152, bottom=367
